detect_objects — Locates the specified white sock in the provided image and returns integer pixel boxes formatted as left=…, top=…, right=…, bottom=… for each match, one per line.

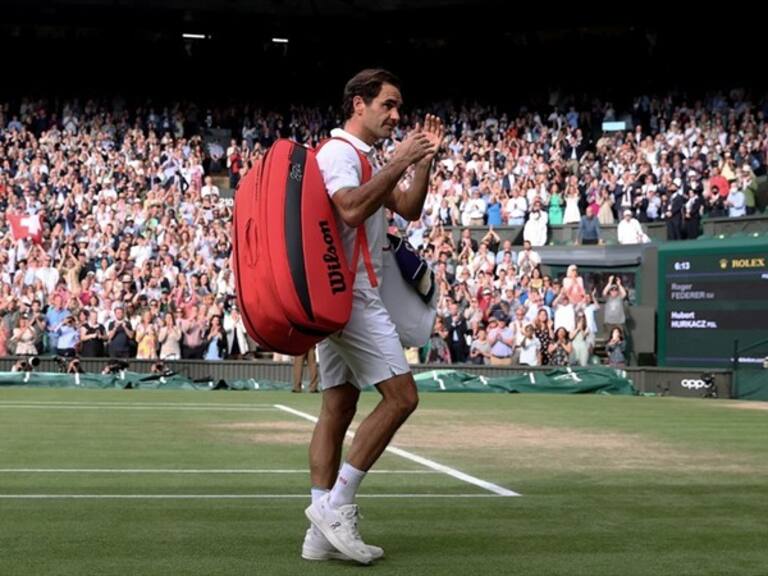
left=328, top=462, right=366, bottom=508
left=311, top=487, right=329, bottom=505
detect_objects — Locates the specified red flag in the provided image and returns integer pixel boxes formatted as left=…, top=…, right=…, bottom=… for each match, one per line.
left=8, top=213, right=44, bottom=244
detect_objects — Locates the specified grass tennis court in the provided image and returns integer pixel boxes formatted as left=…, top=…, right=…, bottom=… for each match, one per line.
left=1, top=388, right=766, bottom=575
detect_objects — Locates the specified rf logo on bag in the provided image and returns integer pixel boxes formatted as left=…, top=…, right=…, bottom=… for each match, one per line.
left=290, top=162, right=303, bottom=181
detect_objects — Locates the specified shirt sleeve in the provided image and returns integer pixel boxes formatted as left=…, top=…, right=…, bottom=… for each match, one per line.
left=315, top=141, right=363, bottom=197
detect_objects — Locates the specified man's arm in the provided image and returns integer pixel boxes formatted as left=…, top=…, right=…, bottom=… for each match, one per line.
left=331, top=131, right=433, bottom=228
left=385, top=161, right=432, bottom=221
left=385, top=115, right=445, bottom=221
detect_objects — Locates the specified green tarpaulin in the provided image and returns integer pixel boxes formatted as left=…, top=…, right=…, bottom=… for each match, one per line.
left=0, top=367, right=637, bottom=395
left=413, top=367, right=637, bottom=395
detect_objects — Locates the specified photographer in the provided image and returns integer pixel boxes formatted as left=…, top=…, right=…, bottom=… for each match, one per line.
left=55, top=315, right=80, bottom=358
left=107, top=306, right=135, bottom=358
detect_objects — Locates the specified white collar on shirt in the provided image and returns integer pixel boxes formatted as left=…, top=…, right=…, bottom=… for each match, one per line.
left=330, top=128, right=373, bottom=156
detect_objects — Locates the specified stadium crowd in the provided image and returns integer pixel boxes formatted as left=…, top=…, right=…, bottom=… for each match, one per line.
left=0, top=91, right=765, bottom=365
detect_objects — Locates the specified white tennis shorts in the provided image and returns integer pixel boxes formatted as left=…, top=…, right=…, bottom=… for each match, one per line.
left=317, top=287, right=411, bottom=390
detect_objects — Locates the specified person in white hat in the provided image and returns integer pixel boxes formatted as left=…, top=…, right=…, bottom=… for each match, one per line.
left=617, top=209, right=649, bottom=245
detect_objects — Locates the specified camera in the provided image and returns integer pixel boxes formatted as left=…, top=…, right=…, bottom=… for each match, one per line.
left=102, top=359, right=130, bottom=375
left=701, top=373, right=718, bottom=399
left=54, top=355, right=85, bottom=375
left=12, top=356, right=40, bottom=372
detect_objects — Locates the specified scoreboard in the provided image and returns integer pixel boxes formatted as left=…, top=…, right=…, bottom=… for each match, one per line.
left=657, top=239, right=768, bottom=367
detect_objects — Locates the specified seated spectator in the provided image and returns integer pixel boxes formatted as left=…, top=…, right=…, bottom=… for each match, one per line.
left=617, top=209, right=650, bottom=244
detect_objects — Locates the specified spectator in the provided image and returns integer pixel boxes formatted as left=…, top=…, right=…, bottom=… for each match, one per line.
left=203, top=315, right=227, bottom=360
left=577, top=205, right=602, bottom=245
left=79, top=309, right=106, bottom=358
left=518, top=323, right=542, bottom=367
left=135, top=311, right=159, bottom=360
left=223, top=308, right=249, bottom=359
left=55, top=316, right=80, bottom=358
left=45, top=295, right=69, bottom=354
left=552, top=291, right=576, bottom=333
left=562, top=264, right=586, bottom=306
left=523, top=202, right=548, bottom=247
left=10, top=315, right=37, bottom=356
left=601, top=275, right=627, bottom=335
left=487, top=314, right=515, bottom=366
left=292, top=345, right=318, bottom=393
left=107, top=306, right=134, bottom=358
left=180, top=306, right=206, bottom=359
left=605, top=327, right=627, bottom=367
left=666, top=182, right=685, bottom=240
left=548, top=184, right=564, bottom=226
left=517, top=240, right=541, bottom=278
left=468, top=327, right=491, bottom=365
left=548, top=327, right=572, bottom=367
left=444, top=302, right=470, bottom=363
left=684, top=189, right=703, bottom=240
left=726, top=183, right=747, bottom=218
left=533, top=308, right=554, bottom=366
left=569, top=314, right=594, bottom=367
left=617, top=209, right=649, bottom=244
left=158, top=312, right=182, bottom=360
left=201, top=175, right=220, bottom=199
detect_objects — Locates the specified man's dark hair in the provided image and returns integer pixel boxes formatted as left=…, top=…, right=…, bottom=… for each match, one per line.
left=342, top=68, right=401, bottom=120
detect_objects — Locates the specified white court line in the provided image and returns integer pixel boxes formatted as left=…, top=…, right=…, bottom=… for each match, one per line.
left=274, top=404, right=520, bottom=497
left=0, top=401, right=274, bottom=408
left=0, top=493, right=504, bottom=500
left=0, top=404, right=277, bottom=412
left=0, top=469, right=436, bottom=475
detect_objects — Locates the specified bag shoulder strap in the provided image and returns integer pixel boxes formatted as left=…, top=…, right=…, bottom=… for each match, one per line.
left=316, top=136, right=377, bottom=287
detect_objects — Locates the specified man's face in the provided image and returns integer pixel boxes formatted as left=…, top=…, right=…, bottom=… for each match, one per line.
left=359, top=83, right=402, bottom=140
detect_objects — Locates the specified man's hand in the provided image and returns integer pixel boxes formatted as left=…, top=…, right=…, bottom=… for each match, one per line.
left=417, top=114, right=445, bottom=165
left=392, top=130, right=433, bottom=167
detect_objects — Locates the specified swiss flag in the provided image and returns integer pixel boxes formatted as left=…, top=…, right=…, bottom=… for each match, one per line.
left=8, top=213, right=44, bottom=244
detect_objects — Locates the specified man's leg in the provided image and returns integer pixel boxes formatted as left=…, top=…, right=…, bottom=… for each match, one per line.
left=292, top=353, right=306, bottom=393
left=309, top=383, right=360, bottom=489
left=342, top=373, right=418, bottom=473
left=306, top=375, right=416, bottom=563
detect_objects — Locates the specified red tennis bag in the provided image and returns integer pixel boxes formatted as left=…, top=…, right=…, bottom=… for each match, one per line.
left=232, top=138, right=374, bottom=355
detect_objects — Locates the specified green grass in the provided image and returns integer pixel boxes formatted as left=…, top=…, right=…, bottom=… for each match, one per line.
left=1, top=389, right=767, bottom=576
